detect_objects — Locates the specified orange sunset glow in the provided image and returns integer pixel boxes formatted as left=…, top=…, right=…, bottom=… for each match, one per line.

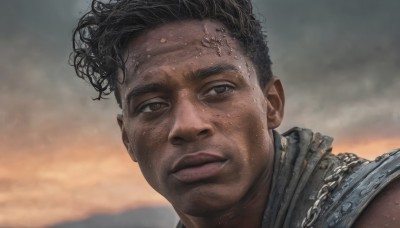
left=0, top=138, right=167, bottom=227
left=1, top=0, right=399, bottom=227
left=333, top=137, right=400, bottom=160
left=1, top=135, right=397, bottom=227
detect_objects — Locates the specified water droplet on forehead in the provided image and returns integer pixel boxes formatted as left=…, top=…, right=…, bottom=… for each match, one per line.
left=160, top=38, right=167, bottom=43
left=147, top=54, right=151, bottom=58
left=203, top=24, right=209, bottom=35
left=216, top=27, right=225, bottom=33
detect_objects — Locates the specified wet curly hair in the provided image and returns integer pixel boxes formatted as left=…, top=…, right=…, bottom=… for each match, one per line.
left=71, top=0, right=272, bottom=106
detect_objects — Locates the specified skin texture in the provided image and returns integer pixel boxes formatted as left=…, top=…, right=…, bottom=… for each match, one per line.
left=117, top=20, right=284, bottom=228
left=114, top=18, right=399, bottom=228
left=353, top=178, right=400, bottom=228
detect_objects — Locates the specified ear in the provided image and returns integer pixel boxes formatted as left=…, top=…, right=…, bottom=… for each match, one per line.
left=264, top=77, right=285, bottom=129
left=117, top=114, right=137, bottom=162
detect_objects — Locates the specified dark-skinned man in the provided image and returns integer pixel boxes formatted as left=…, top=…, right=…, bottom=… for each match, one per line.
left=71, top=1, right=400, bottom=227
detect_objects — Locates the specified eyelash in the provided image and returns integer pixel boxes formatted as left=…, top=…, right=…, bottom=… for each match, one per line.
left=135, top=83, right=235, bottom=114
left=138, top=101, right=169, bottom=113
left=205, top=84, right=234, bottom=96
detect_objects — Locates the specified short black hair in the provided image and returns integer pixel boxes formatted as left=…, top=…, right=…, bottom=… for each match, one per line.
left=71, top=0, right=273, bottom=106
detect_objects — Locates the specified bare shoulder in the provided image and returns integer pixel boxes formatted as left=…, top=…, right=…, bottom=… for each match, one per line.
left=353, top=178, right=400, bottom=228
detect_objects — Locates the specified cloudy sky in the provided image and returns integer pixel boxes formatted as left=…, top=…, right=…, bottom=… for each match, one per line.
left=0, top=0, right=399, bottom=227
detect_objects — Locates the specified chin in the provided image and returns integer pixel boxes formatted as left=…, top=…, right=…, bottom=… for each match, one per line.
left=172, top=185, right=239, bottom=217
left=179, top=201, right=233, bottom=217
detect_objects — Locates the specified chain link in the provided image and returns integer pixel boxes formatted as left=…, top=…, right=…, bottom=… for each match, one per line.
left=301, top=153, right=364, bottom=228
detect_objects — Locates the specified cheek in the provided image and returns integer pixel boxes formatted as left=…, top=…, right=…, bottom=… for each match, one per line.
left=230, top=97, right=271, bottom=161
left=126, top=122, right=168, bottom=188
left=128, top=121, right=165, bottom=155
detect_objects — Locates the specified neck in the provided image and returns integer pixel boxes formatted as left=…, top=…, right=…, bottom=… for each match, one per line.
left=176, top=160, right=273, bottom=228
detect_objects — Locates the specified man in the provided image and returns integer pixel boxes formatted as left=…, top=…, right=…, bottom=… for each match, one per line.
left=71, top=0, right=400, bottom=227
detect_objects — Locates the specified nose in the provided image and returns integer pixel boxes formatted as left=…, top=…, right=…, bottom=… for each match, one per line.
left=168, top=99, right=213, bottom=145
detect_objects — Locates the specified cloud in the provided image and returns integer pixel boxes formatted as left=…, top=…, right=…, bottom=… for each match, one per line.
left=252, top=0, right=400, bottom=141
left=1, top=0, right=398, bottom=146
left=0, top=0, right=399, bottom=227
left=50, top=206, right=178, bottom=228
left=0, top=0, right=121, bottom=155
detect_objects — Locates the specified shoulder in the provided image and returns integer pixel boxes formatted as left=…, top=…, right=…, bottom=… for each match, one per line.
left=353, top=178, right=400, bottom=228
left=320, top=149, right=400, bottom=227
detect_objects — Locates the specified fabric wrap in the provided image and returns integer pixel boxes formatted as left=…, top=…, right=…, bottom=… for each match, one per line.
left=263, top=127, right=400, bottom=228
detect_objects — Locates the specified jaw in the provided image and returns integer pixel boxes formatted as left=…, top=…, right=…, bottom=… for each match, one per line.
left=172, top=167, right=273, bottom=228
left=170, top=141, right=274, bottom=227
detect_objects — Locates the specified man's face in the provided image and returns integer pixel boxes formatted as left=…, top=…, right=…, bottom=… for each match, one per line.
left=117, top=20, right=283, bottom=216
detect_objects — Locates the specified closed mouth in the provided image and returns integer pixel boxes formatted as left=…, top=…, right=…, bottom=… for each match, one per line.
left=170, top=151, right=227, bottom=183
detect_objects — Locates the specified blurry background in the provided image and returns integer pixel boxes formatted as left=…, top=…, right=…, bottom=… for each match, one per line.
left=0, top=0, right=399, bottom=227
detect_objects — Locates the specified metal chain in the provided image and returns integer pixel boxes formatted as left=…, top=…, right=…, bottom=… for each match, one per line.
left=301, top=153, right=364, bottom=228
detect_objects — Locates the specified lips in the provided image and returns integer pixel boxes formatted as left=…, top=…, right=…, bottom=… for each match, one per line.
left=170, top=152, right=227, bottom=183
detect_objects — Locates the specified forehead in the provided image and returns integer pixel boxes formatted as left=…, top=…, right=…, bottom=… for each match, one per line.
left=130, top=19, right=226, bottom=49
left=122, top=19, right=245, bottom=78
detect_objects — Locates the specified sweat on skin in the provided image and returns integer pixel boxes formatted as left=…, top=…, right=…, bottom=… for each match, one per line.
left=116, top=20, right=284, bottom=228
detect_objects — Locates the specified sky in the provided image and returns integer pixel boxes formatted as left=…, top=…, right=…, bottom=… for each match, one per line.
left=0, top=0, right=399, bottom=227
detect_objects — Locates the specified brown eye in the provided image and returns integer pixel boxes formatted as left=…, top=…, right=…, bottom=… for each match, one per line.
left=139, top=102, right=168, bottom=113
left=207, top=85, right=233, bottom=96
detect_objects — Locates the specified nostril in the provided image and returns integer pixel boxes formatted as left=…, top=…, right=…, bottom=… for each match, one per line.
left=171, top=136, right=185, bottom=145
left=198, top=129, right=210, bottom=137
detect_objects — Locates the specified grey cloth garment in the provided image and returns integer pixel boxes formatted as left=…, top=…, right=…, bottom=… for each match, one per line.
left=176, top=127, right=400, bottom=228
left=264, top=128, right=400, bottom=228
left=262, top=127, right=346, bottom=228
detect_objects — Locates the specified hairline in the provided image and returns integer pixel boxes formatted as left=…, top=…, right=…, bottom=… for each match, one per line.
left=115, top=18, right=268, bottom=108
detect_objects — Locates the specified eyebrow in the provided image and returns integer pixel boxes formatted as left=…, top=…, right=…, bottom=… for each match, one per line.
left=126, top=63, right=239, bottom=101
left=189, top=63, right=239, bottom=82
left=127, top=83, right=165, bottom=102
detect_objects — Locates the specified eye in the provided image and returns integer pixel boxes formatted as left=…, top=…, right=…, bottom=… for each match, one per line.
left=206, top=84, right=234, bottom=96
left=139, top=102, right=169, bottom=113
